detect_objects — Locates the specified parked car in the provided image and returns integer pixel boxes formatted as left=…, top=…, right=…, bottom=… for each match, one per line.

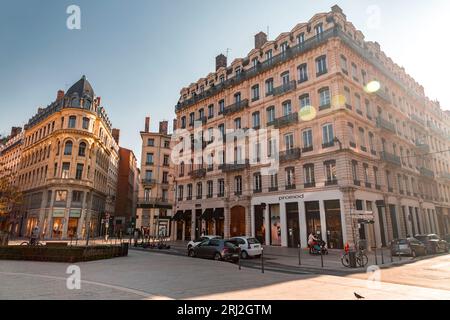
left=390, top=238, right=427, bottom=257
left=188, top=239, right=240, bottom=262
left=415, top=234, right=449, bottom=254
left=228, top=237, right=262, bottom=259
left=187, top=235, right=222, bottom=251
left=444, top=234, right=450, bottom=244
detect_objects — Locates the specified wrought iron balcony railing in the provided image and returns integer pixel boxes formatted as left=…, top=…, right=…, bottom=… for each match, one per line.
left=376, top=117, right=396, bottom=133
left=380, top=151, right=401, bottom=167
left=279, top=148, right=301, bottom=163
left=222, top=99, right=249, bottom=116
left=420, top=167, right=435, bottom=178
left=189, top=168, right=207, bottom=179
left=267, top=113, right=299, bottom=129
left=272, top=81, right=297, bottom=97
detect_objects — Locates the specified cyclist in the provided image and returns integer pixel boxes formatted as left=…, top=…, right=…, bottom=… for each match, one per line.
left=308, top=232, right=318, bottom=253
left=30, top=225, right=40, bottom=245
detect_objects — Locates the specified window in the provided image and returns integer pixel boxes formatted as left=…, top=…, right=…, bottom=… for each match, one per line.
left=270, top=173, right=278, bottom=190
left=302, top=129, right=313, bottom=150
left=281, top=71, right=290, bottom=85
left=78, top=142, right=86, bottom=157
left=348, top=123, right=356, bottom=147
left=196, top=182, right=203, bottom=199
left=266, top=106, right=275, bottom=123
left=164, top=140, right=170, bottom=148
left=284, top=133, right=294, bottom=151
left=145, top=170, right=153, bottom=180
left=68, top=116, right=76, bottom=129
left=265, top=78, right=274, bottom=96
left=187, top=184, right=193, bottom=199
left=340, top=55, right=348, bottom=73
left=318, top=87, right=331, bottom=108
left=359, top=128, right=366, bottom=151
left=163, top=155, right=170, bottom=166
left=62, top=163, right=70, bottom=179
left=72, top=191, right=83, bottom=203
left=235, top=176, right=242, bottom=195
left=373, top=167, right=379, bottom=187
left=218, top=124, right=225, bottom=140
left=208, top=104, right=214, bottom=118
left=234, top=118, right=241, bottom=129
left=297, top=64, right=308, bottom=83
left=218, top=179, right=225, bottom=197
left=356, top=200, right=364, bottom=211
left=252, top=58, right=258, bottom=67
left=55, top=190, right=68, bottom=203
left=324, top=160, right=337, bottom=184
left=219, top=100, right=225, bottom=114
left=251, top=85, right=260, bottom=101
left=303, top=164, right=315, bottom=186
left=181, top=116, right=186, bottom=128
left=355, top=94, right=362, bottom=113
left=254, top=173, right=262, bottom=192
left=363, top=164, right=370, bottom=185
left=266, top=50, right=273, bottom=61
left=322, top=124, right=334, bottom=147
left=365, top=99, right=372, bottom=119
left=344, top=87, right=351, bottom=108
left=352, top=160, right=359, bottom=183
left=280, top=41, right=288, bottom=53
left=282, top=100, right=292, bottom=116
left=207, top=181, right=213, bottom=198
left=297, top=33, right=305, bottom=45
left=315, top=55, right=327, bottom=76
left=189, top=112, right=195, bottom=126
left=252, top=112, right=260, bottom=128
left=147, top=139, right=154, bottom=146
left=314, top=23, right=323, bottom=37
left=234, top=92, right=241, bottom=103
left=75, top=164, right=83, bottom=180
left=369, top=132, right=375, bottom=152
left=146, top=153, right=154, bottom=165
left=285, top=167, right=295, bottom=188
left=178, top=185, right=184, bottom=201
left=299, top=94, right=310, bottom=108
left=82, top=117, right=90, bottom=130
left=64, top=141, right=73, bottom=155
left=351, top=63, right=358, bottom=81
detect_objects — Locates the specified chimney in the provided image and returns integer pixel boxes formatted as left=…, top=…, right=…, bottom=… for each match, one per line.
left=10, top=127, right=22, bottom=138
left=159, top=121, right=168, bottom=135
left=173, top=119, right=178, bottom=131
left=215, top=54, right=227, bottom=71
left=331, top=5, right=343, bottom=14
left=144, top=117, right=150, bottom=132
left=255, top=31, right=268, bottom=49
left=56, top=90, right=65, bottom=101
left=112, top=128, right=120, bottom=144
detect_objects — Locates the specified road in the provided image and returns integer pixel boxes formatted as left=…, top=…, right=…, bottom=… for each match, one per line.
left=0, top=250, right=449, bottom=300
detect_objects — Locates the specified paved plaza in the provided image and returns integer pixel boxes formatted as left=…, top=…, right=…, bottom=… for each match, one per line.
left=1, top=249, right=449, bottom=300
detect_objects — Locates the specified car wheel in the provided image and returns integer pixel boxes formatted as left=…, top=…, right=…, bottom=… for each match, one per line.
left=188, top=249, right=195, bottom=257
left=214, top=253, right=221, bottom=261
left=241, top=250, right=249, bottom=259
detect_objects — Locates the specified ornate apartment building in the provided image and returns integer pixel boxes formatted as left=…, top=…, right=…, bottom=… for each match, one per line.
left=136, top=117, right=174, bottom=237
left=13, top=76, right=120, bottom=239
left=172, top=5, right=450, bottom=248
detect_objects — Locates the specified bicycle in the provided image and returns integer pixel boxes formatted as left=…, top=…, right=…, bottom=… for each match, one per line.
left=341, top=250, right=368, bottom=268
left=20, top=239, right=44, bottom=246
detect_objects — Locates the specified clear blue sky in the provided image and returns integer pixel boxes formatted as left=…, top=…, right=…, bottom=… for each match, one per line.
left=1, top=0, right=449, bottom=162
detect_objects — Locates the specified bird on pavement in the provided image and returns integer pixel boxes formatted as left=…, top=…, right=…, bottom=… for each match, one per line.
left=354, top=292, right=365, bottom=300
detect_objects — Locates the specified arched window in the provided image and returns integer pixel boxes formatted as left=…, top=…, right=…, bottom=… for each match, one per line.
left=79, top=142, right=86, bottom=157
left=68, top=116, right=77, bottom=128
left=64, top=141, right=73, bottom=155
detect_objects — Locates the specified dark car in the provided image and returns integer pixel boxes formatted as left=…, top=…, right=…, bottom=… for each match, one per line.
left=415, top=234, right=449, bottom=254
left=188, top=238, right=240, bottom=262
left=390, top=238, right=427, bottom=257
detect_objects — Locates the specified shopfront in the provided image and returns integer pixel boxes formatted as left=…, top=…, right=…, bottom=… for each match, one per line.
left=51, top=209, right=65, bottom=239
left=214, top=208, right=224, bottom=237
left=67, top=209, right=81, bottom=238
left=253, top=205, right=265, bottom=244
left=324, top=200, right=343, bottom=249
left=184, top=210, right=192, bottom=241
left=286, top=203, right=300, bottom=248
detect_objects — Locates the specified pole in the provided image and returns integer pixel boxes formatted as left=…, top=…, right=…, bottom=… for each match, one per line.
left=298, top=242, right=302, bottom=265
left=381, top=245, right=385, bottom=264
left=238, top=249, right=241, bottom=270
left=320, top=249, right=324, bottom=268
left=261, top=248, right=264, bottom=274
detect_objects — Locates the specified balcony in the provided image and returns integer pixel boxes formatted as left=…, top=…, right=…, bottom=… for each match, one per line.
left=137, top=197, right=172, bottom=209
left=325, top=179, right=338, bottom=186
left=304, top=182, right=316, bottom=188
left=376, top=117, right=396, bottom=134
left=279, top=148, right=301, bottom=163
left=196, top=116, right=207, bottom=125
left=220, top=160, right=250, bottom=173
left=272, top=81, right=297, bottom=97
left=438, top=172, right=450, bottom=181
left=374, top=89, right=392, bottom=104
left=380, top=151, right=401, bottom=167
left=415, top=141, right=430, bottom=153
left=268, top=186, right=279, bottom=192
left=427, top=121, right=447, bottom=138
left=222, top=99, right=249, bottom=116
left=189, top=168, right=206, bottom=179
left=420, top=167, right=435, bottom=179
left=285, top=184, right=296, bottom=190
left=142, top=179, right=157, bottom=186
left=267, top=113, right=299, bottom=129
left=410, top=114, right=426, bottom=127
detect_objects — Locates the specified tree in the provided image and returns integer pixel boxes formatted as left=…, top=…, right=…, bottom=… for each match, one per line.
left=0, top=164, right=22, bottom=232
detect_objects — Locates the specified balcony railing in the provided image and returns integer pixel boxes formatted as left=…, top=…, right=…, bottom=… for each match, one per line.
left=189, top=168, right=206, bottom=179
left=222, top=99, right=249, bottom=116
left=279, top=148, right=301, bottom=163
left=380, top=151, right=401, bottom=167
left=137, top=197, right=171, bottom=207
left=410, top=114, right=426, bottom=127
left=376, top=117, right=396, bottom=133
left=420, top=167, right=435, bottom=178
left=272, top=81, right=297, bottom=97
left=415, top=141, right=430, bottom=153
left=220, top=160, right=250, bottom=173
left=267, top=113, right=299, bottom=129
left=439, top=172, right=450, bottom=181
left=142, top=179, right=157, bottom=185
left=374, top=89, right=392, bottom=104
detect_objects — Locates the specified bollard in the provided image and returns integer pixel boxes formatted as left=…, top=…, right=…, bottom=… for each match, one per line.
left=390, top=248, right=393, bottom=263
left=238, top=250, right=241, bottom=271
left=298, top=243, right=302, bottom=266
left=261, top=248, right=265, bottom=274
left=374, top=247, right=378, bottom=265
left=381, top=247, right=385, bottom=265
left=320, top=249, right=324, bottom=268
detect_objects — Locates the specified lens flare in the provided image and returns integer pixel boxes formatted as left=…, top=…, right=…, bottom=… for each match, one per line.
left=365, top=80, right=381, bottom=93
left=299, top=105, right=317, bottom=122
left=332, top=94, right=347, bottom=109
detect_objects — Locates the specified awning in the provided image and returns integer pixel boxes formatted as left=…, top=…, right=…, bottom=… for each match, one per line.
left=183, top=210, right=192, bottom=220
left=172, top=210, right=184, bottom=221
left=213, top=208, right=224, bottom=219
left=201, top=208, right=214, bottom=221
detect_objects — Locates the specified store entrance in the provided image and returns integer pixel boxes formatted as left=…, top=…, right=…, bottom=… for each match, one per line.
left=286, top=203, right=300, bottom=248
left=305, top=201, right=321, bottom=237
left=67, top=218, right=79, bottom=238
left=230, top=206, right=245, bottom=237
left=324, top=200, right=343, bottom=249
left=195, top=209, right=202, bottom=239
left=176, top=221, right=183, bottom=240
left=254, top=205, right=265, bottom=244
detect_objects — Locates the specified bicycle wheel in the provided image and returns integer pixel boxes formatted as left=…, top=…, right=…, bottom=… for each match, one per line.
left=341, top=254, right=350, bottom=267
left=20, top=242, right=29, bottom=246
left=357, top=254, right=369, bottom=267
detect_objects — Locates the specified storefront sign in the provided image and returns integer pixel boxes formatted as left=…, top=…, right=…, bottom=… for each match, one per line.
left=69, top=210, right=81, bottom=218
left=278, top=194, right=304, bottom=201
left=52, top=209, right=65, bottom=218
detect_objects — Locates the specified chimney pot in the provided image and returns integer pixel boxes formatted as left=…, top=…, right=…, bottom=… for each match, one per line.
left=57, top=90, right=65, bottom=101
left=145, top=117, right=150, bottom=132
left=215, top=54, right=227, bottom=71
left=255, top=31, right=268, bottom=49
left=159, top=121, right=168, bottom=135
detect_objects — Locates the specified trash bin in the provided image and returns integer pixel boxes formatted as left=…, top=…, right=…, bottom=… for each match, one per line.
left=348, top=251, right=357, bottom=268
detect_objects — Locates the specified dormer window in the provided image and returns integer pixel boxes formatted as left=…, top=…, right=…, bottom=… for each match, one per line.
left=281, top=42, right=289, bottom=53
left=265, top=50, right=273, bottom=61
left=315, top=23, right=324, bottom=38
left=219, top=75, right=225, bottom=83
left=252, top=58, right=258, bottom=68
left=297, top=33, right=305, bottom=45
left=235, top=67, right=242, bottom=76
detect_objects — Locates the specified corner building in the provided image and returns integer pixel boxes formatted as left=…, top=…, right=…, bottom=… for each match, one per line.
left=173, top=5, right=450, bottom=248
left=17, top=76, right=119, bottom=239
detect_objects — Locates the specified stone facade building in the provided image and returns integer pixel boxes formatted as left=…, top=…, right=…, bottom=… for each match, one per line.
left=172, top=5, right=450, bottom=248
left=136, top=117, right=174, bottom=237
left=14, top=76, right=120, bottom=239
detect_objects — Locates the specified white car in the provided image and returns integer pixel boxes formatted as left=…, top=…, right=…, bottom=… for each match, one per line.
left=229, top=236, right=262, bottom=259
left=187, top=235, right=222, bottom=251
